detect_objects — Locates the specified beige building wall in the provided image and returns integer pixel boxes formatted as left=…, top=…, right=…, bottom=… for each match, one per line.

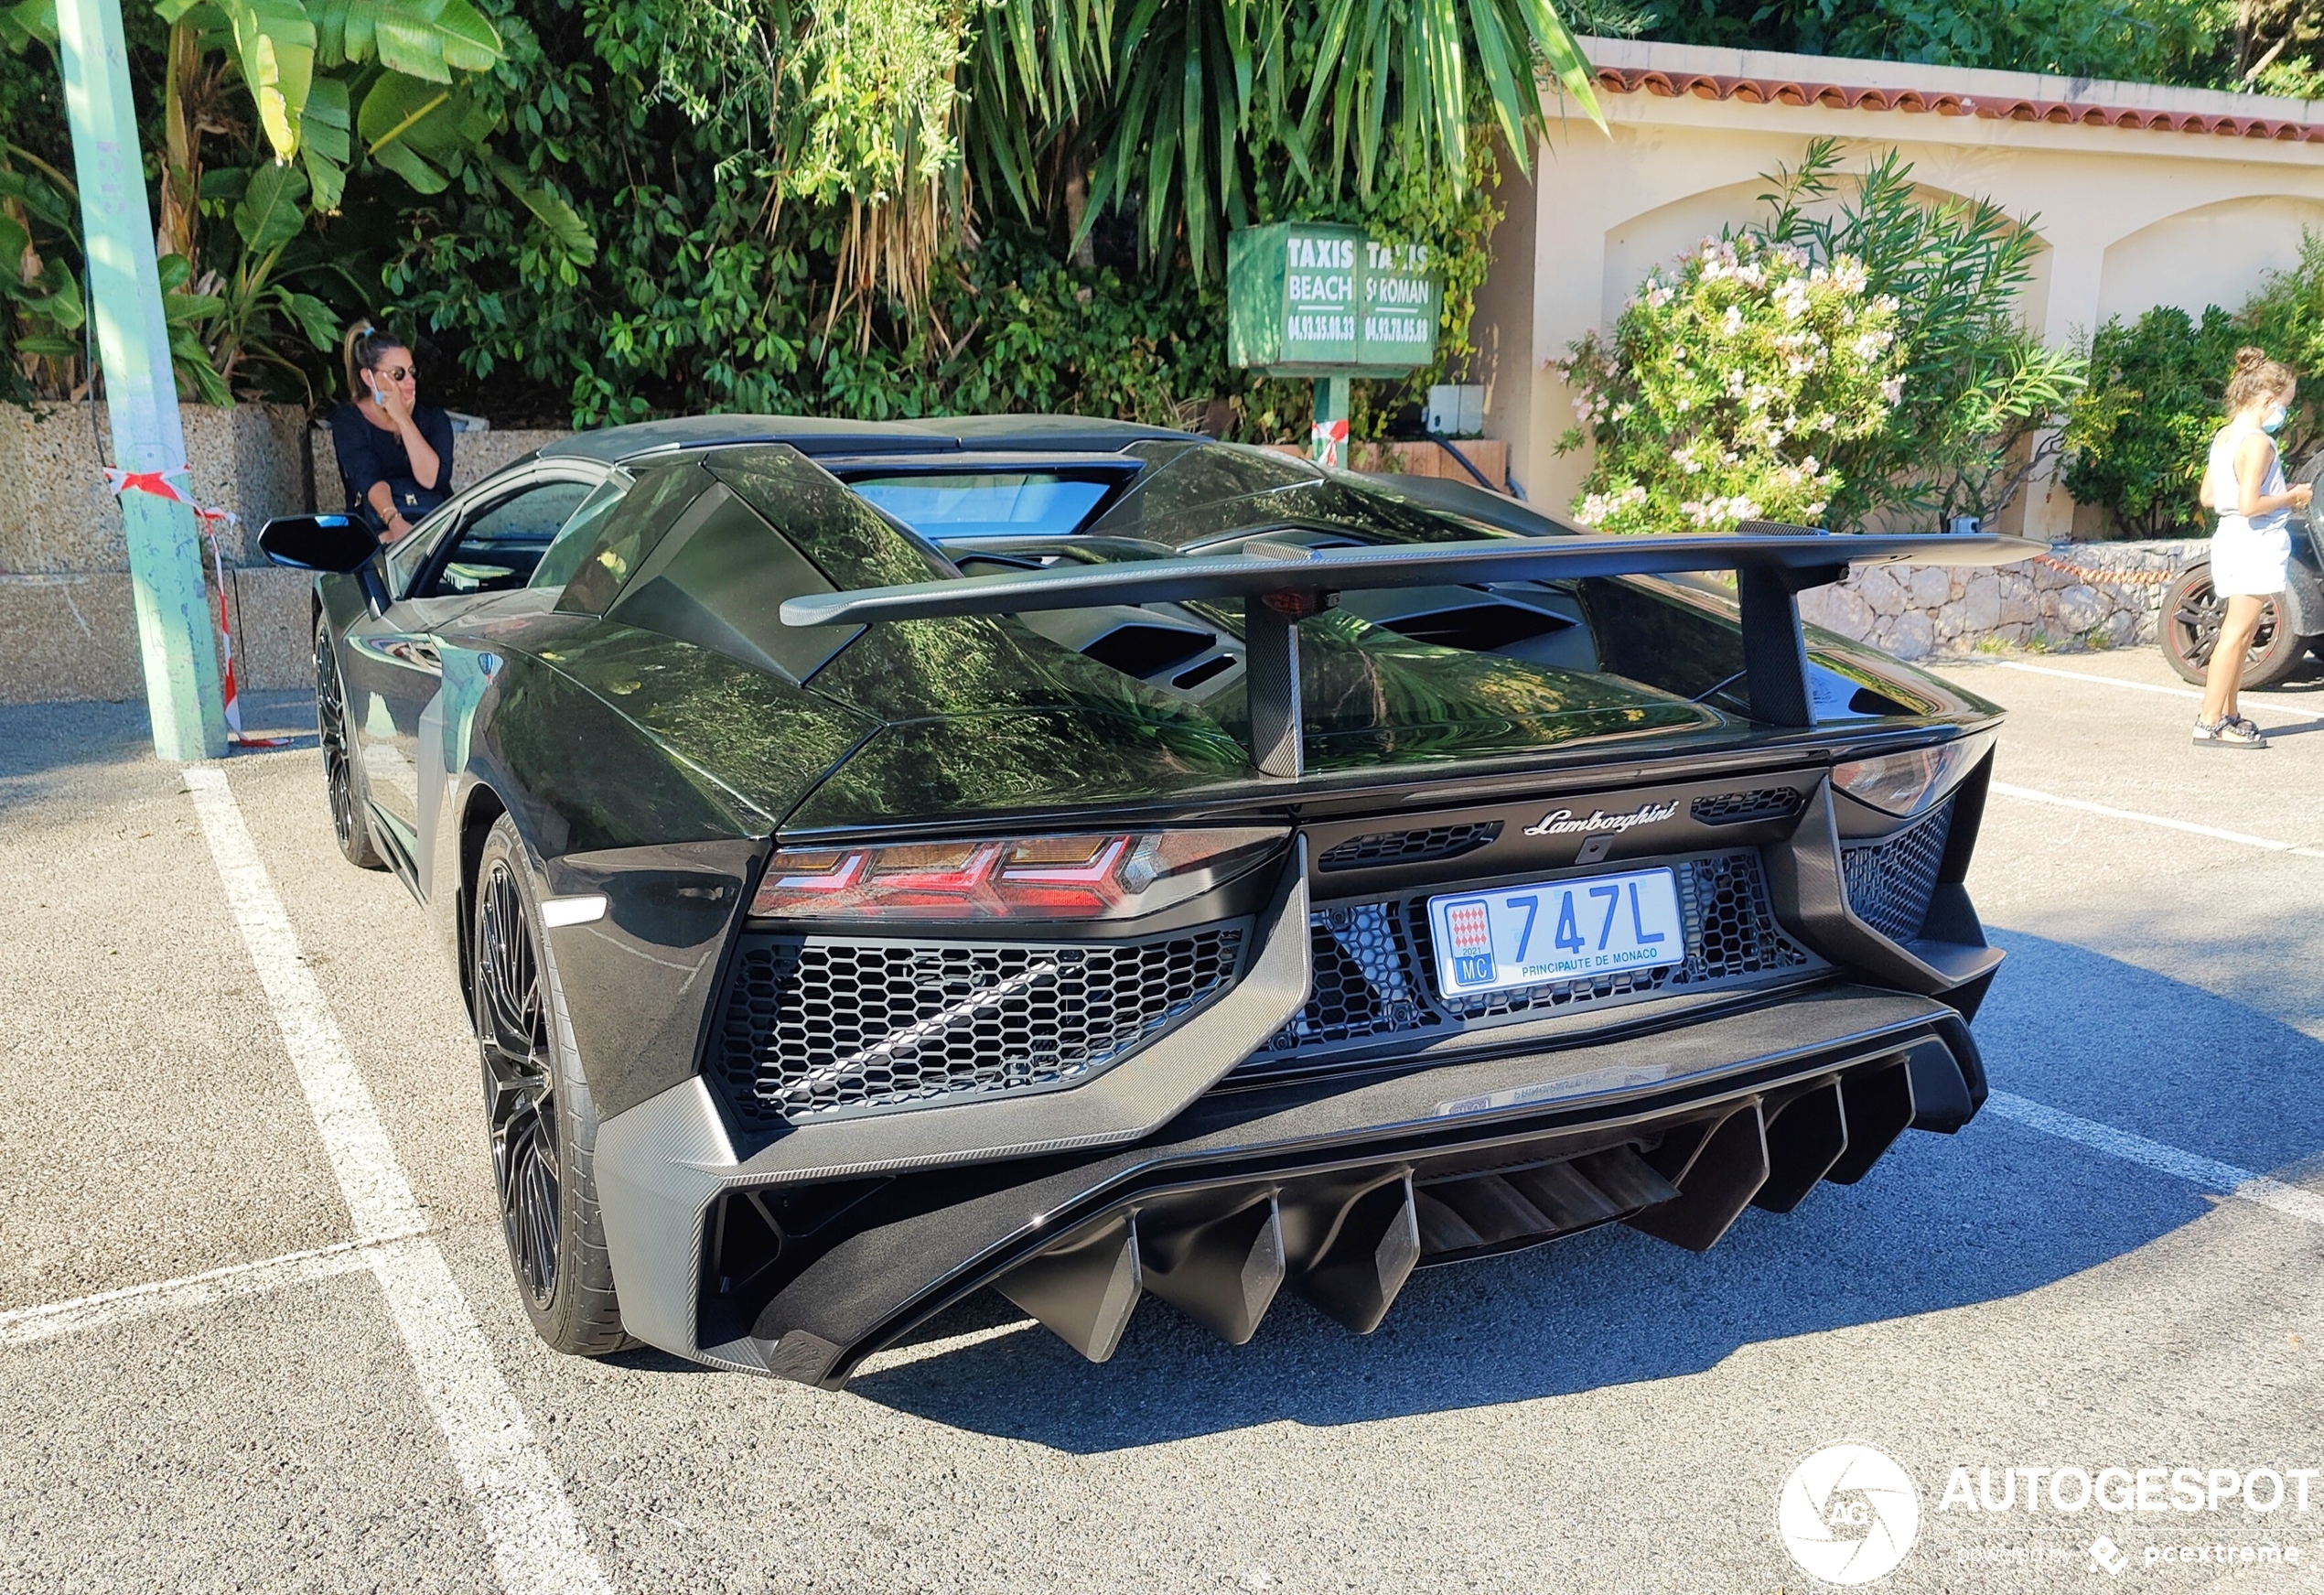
left=1479, top=38, right=2324, bottom=536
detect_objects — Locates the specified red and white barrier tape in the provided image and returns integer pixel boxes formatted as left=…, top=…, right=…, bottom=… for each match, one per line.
left=2032, top=553, right=2179, bottom=587
left=108, top=468, right=288, bottom=748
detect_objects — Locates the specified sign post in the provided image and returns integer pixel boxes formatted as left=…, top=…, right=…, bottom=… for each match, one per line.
left=56, top=0, right=228, bottom=760
left=1227, top=222, right=1441, bottom=469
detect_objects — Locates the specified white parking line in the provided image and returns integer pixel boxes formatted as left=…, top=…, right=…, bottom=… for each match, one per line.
left=1979, top=660, right=2324, bottom=722
left=1985, top=1091, right=2324, bottom=1227
left=1988, top=781, right=2324, bottom=859
left=0, top=1231, right=426, bottom=1348
left=181, top=766, right=612, bottom=1595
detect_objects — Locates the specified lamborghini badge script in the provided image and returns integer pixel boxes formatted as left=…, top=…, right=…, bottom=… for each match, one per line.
left=1522, top=801, right=1679, bottom=837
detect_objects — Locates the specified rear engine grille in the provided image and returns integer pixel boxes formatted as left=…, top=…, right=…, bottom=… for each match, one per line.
left=1841, top=801, right=1953, bottom=941
left=1691, top=788, right=1807, bottom=826
left=1250, top=849, right=1814, bottom=1073
left=1318, top=822, right=1501, bottom=872
left=713, top=927, right=1244, bottom=1127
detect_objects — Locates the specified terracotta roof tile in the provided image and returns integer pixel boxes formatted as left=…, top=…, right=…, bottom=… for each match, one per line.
left=1593, top=65, right=2324, bottom=145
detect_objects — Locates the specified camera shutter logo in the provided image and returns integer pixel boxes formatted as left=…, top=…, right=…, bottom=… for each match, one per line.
left=1776, top=1443, right=1921, bottom=1585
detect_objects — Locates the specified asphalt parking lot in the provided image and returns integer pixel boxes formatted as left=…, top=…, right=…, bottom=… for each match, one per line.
left=3, top=645, right=2321, bottom=1594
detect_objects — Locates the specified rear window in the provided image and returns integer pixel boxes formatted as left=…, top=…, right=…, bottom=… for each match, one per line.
left=850, top=473, right=1112, bottom=540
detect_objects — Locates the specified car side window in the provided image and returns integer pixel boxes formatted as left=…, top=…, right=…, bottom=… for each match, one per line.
left=418, top=480, right=597, bottom=598
left=527, top=473, right=633, bottom=592
left=385, top=499, right=462, bottom=597
left=555, top=459, right=714, bottom=616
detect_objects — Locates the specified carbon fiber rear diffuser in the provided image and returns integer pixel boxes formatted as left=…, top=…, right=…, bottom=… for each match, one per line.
left=990, top=1051, right=1924, bottom=1361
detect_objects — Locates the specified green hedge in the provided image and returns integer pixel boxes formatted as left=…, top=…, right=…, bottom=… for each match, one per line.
left=2061, top=238, right=2324, bottom=539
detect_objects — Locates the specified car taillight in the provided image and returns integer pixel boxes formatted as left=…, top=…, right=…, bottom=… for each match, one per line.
left=749, top=829, right=1285, bottom=921
left=1831, top=739, right=1976, bottom=818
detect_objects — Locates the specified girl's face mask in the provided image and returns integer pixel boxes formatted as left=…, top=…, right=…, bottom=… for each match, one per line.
left=2262, top=404, right=2290, bottom=435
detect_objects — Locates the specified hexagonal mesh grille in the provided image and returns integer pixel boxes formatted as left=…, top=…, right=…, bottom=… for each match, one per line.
left=1250, top=849, right=1814, bottom=1072
left=713, top=927, right=1244, bottom=1126
left=1318, top=822, right=1502, bottom=872
left=1840, top=800, right=1953, bottom=942
left=1690, top=788, right=1807, bottom=826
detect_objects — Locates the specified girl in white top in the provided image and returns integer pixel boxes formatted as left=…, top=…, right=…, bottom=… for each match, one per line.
left=2193, top=347, right=2309, bottom=748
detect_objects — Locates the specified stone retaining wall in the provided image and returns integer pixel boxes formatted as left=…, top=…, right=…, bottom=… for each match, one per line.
left=1796, top=539, right=2202, bottom=660
left=0, top=402, right=570, bottom=705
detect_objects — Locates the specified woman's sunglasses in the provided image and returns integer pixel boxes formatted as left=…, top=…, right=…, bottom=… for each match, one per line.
left=374, top=365, right=415, bottom=382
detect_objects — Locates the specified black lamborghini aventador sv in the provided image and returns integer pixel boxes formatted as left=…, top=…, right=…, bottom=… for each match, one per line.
left=261, top=414, right=2031, bottom=1385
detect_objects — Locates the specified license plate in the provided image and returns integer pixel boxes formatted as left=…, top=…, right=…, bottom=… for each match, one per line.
left=1427, top=868, right=1684, bottom=996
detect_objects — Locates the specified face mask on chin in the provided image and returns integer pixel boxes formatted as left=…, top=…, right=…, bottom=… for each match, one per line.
left=2262, top=404, right=2290, bottom=435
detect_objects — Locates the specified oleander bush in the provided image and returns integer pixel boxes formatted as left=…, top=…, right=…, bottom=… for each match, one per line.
left=1562, top=140, right=2084, bottom=533
left=1559, top=236, right=1902, bottom=535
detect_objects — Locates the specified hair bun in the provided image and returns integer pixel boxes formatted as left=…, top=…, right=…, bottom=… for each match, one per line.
left=2233, top=345, right=2272, bottom=374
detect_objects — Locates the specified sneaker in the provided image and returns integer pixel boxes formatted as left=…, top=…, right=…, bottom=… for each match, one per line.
left=2193, top=716, right=2267, bottom=749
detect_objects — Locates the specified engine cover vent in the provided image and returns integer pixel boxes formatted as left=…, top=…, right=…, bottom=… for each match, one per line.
left=1690, top=788, right=1807, bottom=826
left=1318, top=822, right=1502, bottom=873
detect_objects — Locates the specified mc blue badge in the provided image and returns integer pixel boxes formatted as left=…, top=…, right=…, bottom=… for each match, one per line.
left=1428, top=868, right=1685, bottom=997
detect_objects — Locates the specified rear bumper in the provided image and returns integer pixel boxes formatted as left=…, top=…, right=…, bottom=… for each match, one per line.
left=595, top=980, right=1985, bottom=1385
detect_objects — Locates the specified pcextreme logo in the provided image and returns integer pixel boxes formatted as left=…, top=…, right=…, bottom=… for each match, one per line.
left=1777, top=1443, right=1922, bottom=1586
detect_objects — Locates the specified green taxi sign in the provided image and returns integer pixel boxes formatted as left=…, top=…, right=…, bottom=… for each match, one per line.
left=1227, top=223, right=1441, bottom=374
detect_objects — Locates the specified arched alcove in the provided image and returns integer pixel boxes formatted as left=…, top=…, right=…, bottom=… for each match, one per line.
left=1600, top=178, right=1768, bottom=329
left=1599, top=170, right=2051, bottom=333
left=2098, top=196, right=2324, bottom=323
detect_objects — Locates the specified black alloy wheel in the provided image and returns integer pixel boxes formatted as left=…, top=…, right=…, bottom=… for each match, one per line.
left=470, top=816, right=629, bottom=1354
left=479, top=853, right=562, bottom=1308
left=315, top=620, right=385, bottom=868
left=2160, top=564, right=2307, bottom=690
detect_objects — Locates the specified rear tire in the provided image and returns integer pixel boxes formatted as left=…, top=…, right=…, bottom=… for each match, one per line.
left=473, top=815, right=629, bottom=1356
left=315, top=619, right=386, bottom=869
left=2160, top=564, right=2307, bottom=689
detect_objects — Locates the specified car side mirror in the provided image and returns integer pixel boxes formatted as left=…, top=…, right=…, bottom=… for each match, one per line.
left=260, top=513, right=376, bottom=573
left=260, top=513, right=392, bottom=615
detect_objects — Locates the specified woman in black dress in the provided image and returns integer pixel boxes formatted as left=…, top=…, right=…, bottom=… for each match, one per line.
left=330, top=322, right=454, bottom=544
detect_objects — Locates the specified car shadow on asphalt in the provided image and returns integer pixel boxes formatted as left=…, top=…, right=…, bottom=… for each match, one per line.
left=845, top=932, right=2324, bottom=1451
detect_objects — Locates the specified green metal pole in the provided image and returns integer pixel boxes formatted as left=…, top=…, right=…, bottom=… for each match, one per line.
left=56, top=0, right=228, bottom=760
left=1311, top=375, right=1350, bottom=470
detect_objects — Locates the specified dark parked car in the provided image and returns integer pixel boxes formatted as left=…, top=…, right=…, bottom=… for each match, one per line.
left=2159, top=448, right=2324, bottom=689
left=263, top=415, right=2032, bottom=1385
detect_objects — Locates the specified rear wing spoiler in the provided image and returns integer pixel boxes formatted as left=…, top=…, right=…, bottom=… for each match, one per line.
left=780, top=524, right=2039, bottom=779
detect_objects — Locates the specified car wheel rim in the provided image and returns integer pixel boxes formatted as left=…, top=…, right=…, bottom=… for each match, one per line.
left=316, top=630, right=359, bottom=848
left=2171, top=576, right=2278, bottom=669
left=479, top=860, right=559, bottom=1308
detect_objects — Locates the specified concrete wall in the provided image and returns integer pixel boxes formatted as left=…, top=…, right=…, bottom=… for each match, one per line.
left=0, top=402, right=571, bottom=705
left=1, top=402, right=309, bottom=573
left=1479, top=38, right=2324, bottom=536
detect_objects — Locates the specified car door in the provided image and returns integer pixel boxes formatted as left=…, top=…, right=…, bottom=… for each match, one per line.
left=341, top=465, right=605, bottom=860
